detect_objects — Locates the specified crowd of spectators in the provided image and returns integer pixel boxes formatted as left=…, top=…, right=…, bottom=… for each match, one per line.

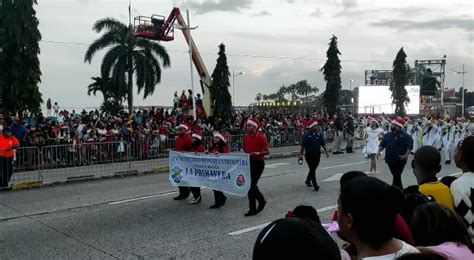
left=253, top=136, right=474, bottom=259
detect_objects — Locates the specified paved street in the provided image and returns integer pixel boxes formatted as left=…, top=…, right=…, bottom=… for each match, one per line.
left=1, top=151, right=462, bottom=259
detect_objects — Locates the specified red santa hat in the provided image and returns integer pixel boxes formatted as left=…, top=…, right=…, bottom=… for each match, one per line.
left=392, top=117, right=405, bottom=128
left=306, top=119, right=318, bottom=129
left=246, top=118, right=260, bottom=128
left=177, top=123, right=189, bottom=130
left=191, top=131, right=203, bottom=140
left=213, top=131, right=227, bottom=142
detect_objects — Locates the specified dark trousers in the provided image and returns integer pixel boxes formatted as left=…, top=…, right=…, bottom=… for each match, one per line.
left=0, top=157, right=14, bottom=188
left=248, top=160, right=265, bottom=211
left=305, top=152, right=321, bottom=186
left=387, top=161, right=406, bottom=190
left=213, top=190, right=226, bottom=204
left=178, top=186, right=201, bottom=198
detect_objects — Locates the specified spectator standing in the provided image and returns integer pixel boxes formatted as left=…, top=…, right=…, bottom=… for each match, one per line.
left=345, top=115, right=355, bottom=153
left=333, top=114, right=344, bottom=154
left=378, top=117, right=413, bottom=189
left=451, top=135, right=474, bottom=239
left=53, top=102, right=60, bottom=118
left=0, top=128, right=20, bottom=189
left=46, top=98, right=52, bottom=116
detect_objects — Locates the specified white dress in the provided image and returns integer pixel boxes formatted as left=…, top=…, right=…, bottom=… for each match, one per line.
left=366, top=127, right=384, bottom=154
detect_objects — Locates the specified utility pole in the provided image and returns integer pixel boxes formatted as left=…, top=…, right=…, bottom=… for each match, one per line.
left=452, top=64, right=467, bottom=117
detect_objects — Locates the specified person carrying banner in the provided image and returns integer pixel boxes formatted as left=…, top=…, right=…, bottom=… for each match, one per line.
left=298, top=119, right=329, bottom=191
left=208, top=131, right=230, bottom=209
left=243, top=118, right=270, bottom=217
left=189, top=130, right=205, bottom=204
left=173, top=123, right=195, bottom=201
left=0, top=127, right=20, bottom=189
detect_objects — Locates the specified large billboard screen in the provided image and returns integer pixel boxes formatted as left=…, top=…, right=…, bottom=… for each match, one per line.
left=358, top=85, right=420, bottom=114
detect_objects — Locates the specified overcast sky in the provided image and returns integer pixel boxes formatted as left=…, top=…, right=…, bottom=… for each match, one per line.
left=36, top=0, right=473, bottom=109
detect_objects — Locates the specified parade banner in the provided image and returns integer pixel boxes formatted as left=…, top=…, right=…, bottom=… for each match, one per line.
left=169, top=151, right=251, bottom=197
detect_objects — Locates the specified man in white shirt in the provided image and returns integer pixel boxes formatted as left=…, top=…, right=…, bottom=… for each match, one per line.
left=451, top=135, right=474, bottom=239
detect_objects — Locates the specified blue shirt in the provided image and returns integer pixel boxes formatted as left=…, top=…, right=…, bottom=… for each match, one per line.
left=301, top=132, right=325, bottom=154
left=380, top=130, right=413, bottom=164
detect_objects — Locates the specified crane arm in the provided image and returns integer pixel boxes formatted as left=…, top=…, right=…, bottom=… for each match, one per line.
left=165, top=8, right=214, bottom=116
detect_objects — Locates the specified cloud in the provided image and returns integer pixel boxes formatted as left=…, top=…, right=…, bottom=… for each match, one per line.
left=178, top=0, right=253, bottom=14
left=370, top=18, right=473, bottom=33
left=342, top=0, right=357, bottom=9
left=310, top=8, right=322, bottom=17
left=252, top=10, right=271, bottom=17
left=285, top=0, right=297, bottom=3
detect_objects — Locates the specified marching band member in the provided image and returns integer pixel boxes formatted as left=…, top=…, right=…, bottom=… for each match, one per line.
left=441, top=119, right=455, bottom=164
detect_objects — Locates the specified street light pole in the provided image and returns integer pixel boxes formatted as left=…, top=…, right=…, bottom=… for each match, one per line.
left=183, top=10, right=196, bottom=121
left=452, top=64, right=467, bottom=117
left=232, top=70, right=244, bottom=106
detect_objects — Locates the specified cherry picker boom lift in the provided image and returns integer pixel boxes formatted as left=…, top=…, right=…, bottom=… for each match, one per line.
left=134, top=7, right=214, bottom=117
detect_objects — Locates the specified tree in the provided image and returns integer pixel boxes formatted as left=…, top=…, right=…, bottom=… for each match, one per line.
left=84, top=18, right=170, bottom=114
left=390, top=47, right=410, bottom=117
left=0, top=0, right=43, bottom=115
left=87, top=76, right=126, bottom=115
left=294, top=80, right=317, bottom=97
left=210, top=43, right=232, bottom=126
left=255, top=93, right=262, bottom=102
left=321, top=35, right=342, bottom=116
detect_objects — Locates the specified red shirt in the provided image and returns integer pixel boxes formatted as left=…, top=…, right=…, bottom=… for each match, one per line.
left=209, top=145, right=230, bottom=154
left=243, top=132, right=269, bottom=161
left=0, top=135, right=20, bottom=158
left=175, top=134, right=193, bottom=152
left=191, top=143, right=205, bottom=153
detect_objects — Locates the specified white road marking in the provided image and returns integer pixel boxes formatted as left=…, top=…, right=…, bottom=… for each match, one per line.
left=323, top=173, right=344, bottom=182
left=265, top=162, right=291, bottom=169
left=321, top=161, right=368, bottom=170
left=227, top=204, right=337, bottom=236
left=108, top=191, right=178, bottom=205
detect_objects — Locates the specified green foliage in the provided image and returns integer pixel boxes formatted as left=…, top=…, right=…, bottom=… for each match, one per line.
left=87, top=76, right=126, bottom=115
left=390, top=47, right=410, bottom=117
left=262, top=80, right=318, bottom=102
left=255, top=93, right=262, bottom=102
left=210, top=43, right=232, bottom=125
left=84, top=18, right=170, bottom=113
left=0, top=0, right=43, bottom=115
left=321, top=35, right=342, bottom=116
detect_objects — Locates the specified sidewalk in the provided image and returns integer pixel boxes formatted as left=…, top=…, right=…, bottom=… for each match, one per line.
left=10, top=140, right=364, bottom=190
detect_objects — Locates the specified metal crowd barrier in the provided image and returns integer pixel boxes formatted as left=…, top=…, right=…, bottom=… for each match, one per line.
left=5, top=130, right=365, bottom=189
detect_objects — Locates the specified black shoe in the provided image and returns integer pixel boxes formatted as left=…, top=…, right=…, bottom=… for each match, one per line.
left=305, top=180, right=312, bottom=187
left=257, top=200, right=267, bottom=213
left=244, top=210, right=258, bottom=217
left=173, top=195, right=188, bottom=201
left=314, top=184, right=320, bottom=191
left=445, top=160, right=451, bottom=165
left=190, top=196, right=202, bottom=204
left=210, top=203, right=222, bottom=209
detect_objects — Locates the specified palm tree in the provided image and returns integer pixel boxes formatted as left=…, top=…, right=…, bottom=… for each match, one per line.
left=87, top=76, right=125, bottom=101
left=84, top=18, right=170, bottom=113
